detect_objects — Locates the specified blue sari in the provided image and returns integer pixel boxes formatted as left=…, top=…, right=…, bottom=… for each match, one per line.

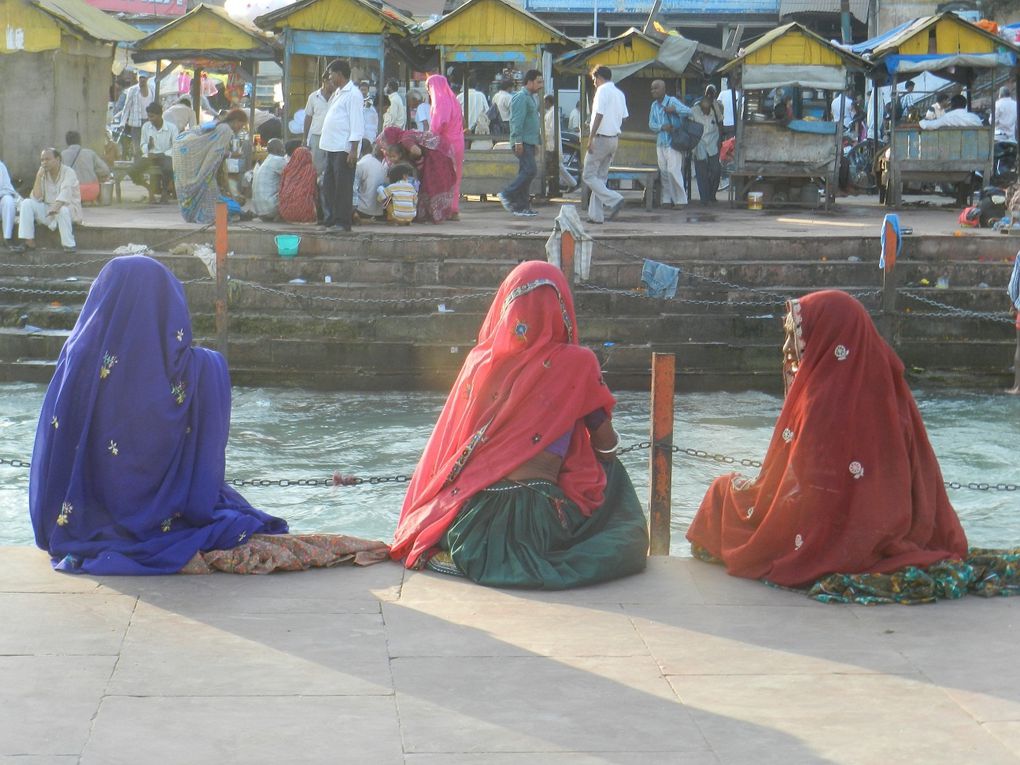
left=172, top=122, right=234, bottom=224
left=29, top=255, right=287, bottom=574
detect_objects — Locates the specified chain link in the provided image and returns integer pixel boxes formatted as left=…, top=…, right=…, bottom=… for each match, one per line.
left=0, top=286, right=89, bottom=297
left=901, top=292, right=1015, bottom=324
left=230, top=278, right=494, bottom=307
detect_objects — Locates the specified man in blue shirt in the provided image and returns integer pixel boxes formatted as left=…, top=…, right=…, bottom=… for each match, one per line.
left=648, top=79, right=691, bottom=209
left=498, top=69, right=543, bottom=218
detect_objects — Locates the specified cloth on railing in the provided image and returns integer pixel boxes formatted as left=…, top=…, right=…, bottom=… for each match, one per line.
left=641, top=259, right=680, bottom=299
left=545, top=204, right=593, bottom=280
left=880, top=213, right=901, bottom=270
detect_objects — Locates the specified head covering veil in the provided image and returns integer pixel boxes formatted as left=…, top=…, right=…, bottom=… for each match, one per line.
left=391, top=261, right=616, bottom=567
left=29, top=255, right=286, bottom=575
left=687, top=290, right=967, bottom=587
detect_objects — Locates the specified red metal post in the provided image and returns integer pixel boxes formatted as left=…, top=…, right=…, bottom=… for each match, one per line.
left=649, top=352, right=675, bottom=555
left=215, top=202, right=229, bottom=358
left=561, top=230, right=575, bottom=288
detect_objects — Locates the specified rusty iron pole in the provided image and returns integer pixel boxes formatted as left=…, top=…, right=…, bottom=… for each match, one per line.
left=560, top=230, right=575, bottom=288
left=649, top=352, right=675, bottom=555
left=215, top=202, right=229, bottom=359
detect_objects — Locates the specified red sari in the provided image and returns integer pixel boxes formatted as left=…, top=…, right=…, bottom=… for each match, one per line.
left=687, top=290, right=968, bottom=588
left=277, top=147, right=317, bottom=223
left=391, top=261, right=617, bottom=569
left=379, top=126, right=458, bottom=223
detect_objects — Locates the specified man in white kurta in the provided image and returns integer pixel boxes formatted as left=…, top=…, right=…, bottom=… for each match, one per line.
left=14, top=148, right=81, bottom=252
left=0, top=159, right=18, bottom=248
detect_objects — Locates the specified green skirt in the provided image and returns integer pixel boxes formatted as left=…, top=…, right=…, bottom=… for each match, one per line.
left=429, top=459, right=648, bottom=590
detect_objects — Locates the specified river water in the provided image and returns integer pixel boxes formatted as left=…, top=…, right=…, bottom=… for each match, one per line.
left=1, top=383, right=1017, bottom=556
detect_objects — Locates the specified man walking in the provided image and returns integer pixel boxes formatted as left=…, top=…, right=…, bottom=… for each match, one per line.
left=648, top=79, right=690, bottom=209
left=118, top=72, right=154, bottom=160
left=497, top=69, right=543, bottom=218
left=319, top=59, right=364, bottom=232
left=583, top=66, right=628, bottom=224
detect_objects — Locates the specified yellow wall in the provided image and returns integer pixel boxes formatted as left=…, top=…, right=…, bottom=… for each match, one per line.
left=0, top=0, right=61, bottom=53
left=273, top=0, right=389, bottom=34
left=586, top=36, right=659, bottom=68
left=419, top=0, right=560, bottom=47
left=745, top=30, right=842, bottom=66
left=138, top=9, right=265, bottom=55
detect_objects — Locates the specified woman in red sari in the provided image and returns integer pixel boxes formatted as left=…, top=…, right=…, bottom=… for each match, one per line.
left=688, top=290, right=976, bottom=602
left=277, top=146, right=318, bottom=224
left=378, top=125, right=458, bottom=223
left=426, top=74, right=464, bottom=218
left=391, top=261, right=648, bottom=589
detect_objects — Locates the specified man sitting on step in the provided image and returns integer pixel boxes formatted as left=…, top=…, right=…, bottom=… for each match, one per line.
left=0, top=158, right=18, bottom=250
left=10, top=148, right=81, bottom=254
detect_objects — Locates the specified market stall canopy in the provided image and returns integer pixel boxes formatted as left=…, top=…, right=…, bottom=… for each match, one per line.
left=1, top=0, right=143, bottom=53
left=413, top=0, right=573, bottom=61
left=719, top=21, right=866, bottom=91
left=255, top=0, right=412, bottom=38
left=555, top=27, right=726, bottom=81
left=132, top=3, right=277, bottom=62
left=848, top=12, right=1018, bottom=83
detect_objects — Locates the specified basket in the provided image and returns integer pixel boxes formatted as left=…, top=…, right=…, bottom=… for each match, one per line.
left=275, top=234, right=301, bottom=258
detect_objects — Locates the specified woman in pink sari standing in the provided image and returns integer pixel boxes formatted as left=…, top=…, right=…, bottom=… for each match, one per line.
left=426, top=74, right=464, bottom=219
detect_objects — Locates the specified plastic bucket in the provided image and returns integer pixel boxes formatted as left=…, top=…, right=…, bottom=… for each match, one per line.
left=747, top=191, right=764, bottom=210
left=99, top=180, right=113, bottom=206
left=275, top=234, right=301, bottom=258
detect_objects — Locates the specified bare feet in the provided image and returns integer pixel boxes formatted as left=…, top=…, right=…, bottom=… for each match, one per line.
left=1006, top=387, right=1020, bottom=395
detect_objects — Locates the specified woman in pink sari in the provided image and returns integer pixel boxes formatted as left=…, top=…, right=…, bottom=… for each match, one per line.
left=426, top=74, right=464, bottom=218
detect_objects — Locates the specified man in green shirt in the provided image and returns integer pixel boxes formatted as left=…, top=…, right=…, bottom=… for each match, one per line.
left=497, top=69, right=543, bottom=217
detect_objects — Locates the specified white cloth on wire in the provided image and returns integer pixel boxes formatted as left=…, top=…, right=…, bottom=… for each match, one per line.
left=545, top=204, right=593, bottom=281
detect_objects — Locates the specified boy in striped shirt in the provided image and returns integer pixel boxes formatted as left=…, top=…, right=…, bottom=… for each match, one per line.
left=377, top=163, right=418, bottom=225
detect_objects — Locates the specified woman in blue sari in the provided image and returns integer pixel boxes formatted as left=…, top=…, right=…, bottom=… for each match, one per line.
left=171, top=109, right=247, bottom=224
left=29, top=255, right=388, bottom=575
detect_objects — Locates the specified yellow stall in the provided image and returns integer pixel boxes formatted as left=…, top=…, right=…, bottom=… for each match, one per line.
left=720, top=22, right=866, bottom=210
left=413, top=0, right=574, bottom=197
left=255, top=0, right=414, bottom=140
left=853, top=12, right=1019, bottom=207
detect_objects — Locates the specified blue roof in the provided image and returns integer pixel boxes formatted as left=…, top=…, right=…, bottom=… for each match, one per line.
left=847, top=18, right=914, bottom=55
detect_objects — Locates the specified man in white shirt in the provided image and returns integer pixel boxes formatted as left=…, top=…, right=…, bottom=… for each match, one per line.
left=582, top=66, right=628, bottom=224
left=382, top=79, right=406, bottom=130
left=360, top=81, right=379, bottom=142
left=13, top=148, right=81, bottom=253
left=409, top=90, right=430, bottom=131
left=163, top=97, right=194, bottom=133
left=353, top=139, right=388, bottom=220
left=251, top=138, right=286, bottom=220
left=995, top=86, right=1017, bottom=142
left=0, top=159, right=18, bottom=249
left=830, top=90, right=854, bottom=130
left=718, top=87, right=738, bottom=139
left=457, top=81, right=489, bottom=133
left=568, top=100, right=581, bottom=132
left=319, top=59, right=364, bottom=231
left=919, top=94, right=983, bottom=130
left=491, top=79, right=514, bottom=136
left=130, top=102, right=179, bottom=203
left=303, top=73, right=336, bottom=175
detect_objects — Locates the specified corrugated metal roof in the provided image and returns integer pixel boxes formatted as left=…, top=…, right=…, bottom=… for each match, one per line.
left=31, top=0, right=144, bottom=42
left=779, top=0, right=868, bottom=23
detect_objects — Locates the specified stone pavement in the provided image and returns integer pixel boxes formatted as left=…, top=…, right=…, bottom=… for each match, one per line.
left=3, top=546, right=1019, bottom=764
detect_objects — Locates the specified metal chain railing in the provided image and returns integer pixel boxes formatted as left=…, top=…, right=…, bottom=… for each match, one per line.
left=2, top=448, right=1015, bottom=491
left=901, top=292, right=1016, bottom=325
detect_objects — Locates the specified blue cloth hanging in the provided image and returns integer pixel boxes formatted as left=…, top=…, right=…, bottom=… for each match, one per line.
left=641, top=259, right=681, bottom=300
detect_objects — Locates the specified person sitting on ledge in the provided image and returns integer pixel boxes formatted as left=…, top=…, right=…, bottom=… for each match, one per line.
left=390, top=260, right=649, bottom=589
left=250, top=138, right=286, bottom=221
left=687, top=290, right=1020, bottom=604
left=61, top=131, right=110, bottom=205
left=29, top=255, right=389, bottom=575
left=11, top=147, right=81, bottom=254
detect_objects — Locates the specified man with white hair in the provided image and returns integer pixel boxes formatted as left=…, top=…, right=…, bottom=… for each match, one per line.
left=996, top=86, right=1017, bottom=142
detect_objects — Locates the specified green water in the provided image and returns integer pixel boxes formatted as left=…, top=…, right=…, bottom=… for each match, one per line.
left=1, top=383, right=1017, bottom=555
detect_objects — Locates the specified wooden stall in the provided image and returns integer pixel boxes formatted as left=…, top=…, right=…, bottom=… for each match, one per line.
left=555, top=28, right=727, bottom=210
left=412, top=0, right=574, bottom=197
left=854, top=13, right=1019, bottom=207
left=132, top=4, right=278, bottom=164
left=255, top=0, right=413, bottom=140
left=719, top=22, right=866, bottom=210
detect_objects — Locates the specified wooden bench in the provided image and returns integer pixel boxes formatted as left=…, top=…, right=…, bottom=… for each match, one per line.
left=111, top=160, right=167, bottom=203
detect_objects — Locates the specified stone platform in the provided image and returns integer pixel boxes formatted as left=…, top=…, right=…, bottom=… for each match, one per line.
left=1, top=195, right=1017, bottom=391
left=3, top=547, right=1020, bottom=764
